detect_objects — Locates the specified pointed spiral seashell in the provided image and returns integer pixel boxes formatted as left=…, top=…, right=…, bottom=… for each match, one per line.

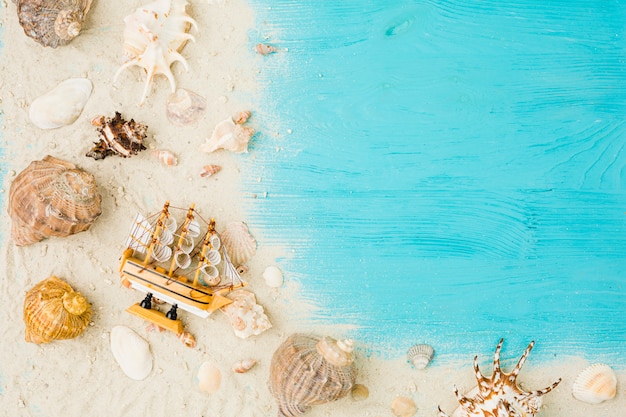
left=200, top=164, right=222, bottom=178
left=178, top=331, right=196, bottom=348
left=269, top=333, right=357, bottom=417
left=23, top=276, right=92, bottom=343
left=572, top=363, right=617, bottom=404
left=407, top=344, right=434, bottom=369
left=232, top=358, right=257, bottom=373
left=220, top=221, right=257, bottom=266
left=8, top=155, right=102, bottom=246
left=255, top=43, right=278, bottom=55
left=17, top=0, right=93, bottom=48
left=200, top=116, right=254, bottom=154
left=153, top=149, right=177, bottom=166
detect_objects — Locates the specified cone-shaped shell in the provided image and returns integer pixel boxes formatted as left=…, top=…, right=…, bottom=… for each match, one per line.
left=220, top=221, right=257, bottom=266
left=23, top=276, right=92, bottom=343
left=17, top=0, right=93, bottom=48
left=8, top=155, right=102, bottom=246
left=572, top=363, right=617, bottom=404
left=269, top=333, right=357, bottom=417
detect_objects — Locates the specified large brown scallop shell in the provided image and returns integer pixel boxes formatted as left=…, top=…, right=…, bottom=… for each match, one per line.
left=17, top=0, right=93, bottom=48
left=8, top=155, right=102, bottom=246
left=23, top=276, right=92, bottom=343
left=269, top=334, right=357, bottom=417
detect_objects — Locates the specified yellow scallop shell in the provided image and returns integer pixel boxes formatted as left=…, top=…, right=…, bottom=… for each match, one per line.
left=23, top=276, right=92, bottom=343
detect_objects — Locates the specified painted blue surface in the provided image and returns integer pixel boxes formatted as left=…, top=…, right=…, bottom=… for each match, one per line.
left=245, top=1, right=626, bottom=362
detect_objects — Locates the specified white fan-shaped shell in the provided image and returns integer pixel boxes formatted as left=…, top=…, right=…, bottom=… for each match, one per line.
left=220, top=221, right=257, bottom=266
left=110, top=325, right=153, bottom=380
left=572, top=363, right=617, bottom=404
left=263, top=265, right=283, bottom=288
left=407, top=344, right=434, bottom=369
left=29, top=78, right=92, bottom=129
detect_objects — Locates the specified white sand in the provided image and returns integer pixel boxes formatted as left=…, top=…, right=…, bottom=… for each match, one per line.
left=0, top=1, right=623, bottom=416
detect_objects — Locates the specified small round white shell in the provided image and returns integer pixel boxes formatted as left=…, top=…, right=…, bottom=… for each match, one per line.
left=407, top=344, right=434, bottom=369
left=263, top=265, right=283, bottom=288
left=196, top=361, right=222, bottom=393
left=29, top=78, right=92, bottom=129
left=391, top=396, right=417, bottom=417
left=110, top=325, right=153, bottom=381
left=572, top=363, right=617, bottom=404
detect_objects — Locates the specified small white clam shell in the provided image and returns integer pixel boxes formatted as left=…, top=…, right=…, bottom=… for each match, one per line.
left=572, top=363, right=617, bottom=404
left=166, top=88, right=207, bottom=126
left=263, top=265, right=283, bottom=288
left=196, top=361, right=222, bottom=393
left=29, top=78, right=92, bottom=129
left=220, top=221, right=257, bottom=266
left=391, top=396, right=417, bottom=417
left=110, top=325, right=152, bottom=381
left=407, top=344, right=434, bottom=369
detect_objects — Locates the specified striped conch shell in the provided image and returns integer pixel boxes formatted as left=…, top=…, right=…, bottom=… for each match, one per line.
left=438, top=339, right=561, bottom=417
left=23, top=276, right=92, bottom=343
left=269, top=334, right=357, bottom=417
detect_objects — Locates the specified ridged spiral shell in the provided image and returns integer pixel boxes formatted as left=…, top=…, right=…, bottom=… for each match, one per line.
left=572, top=363, right=617, bottom=404
left=23, top=276, right=92, bottom=343
left=8, top=155, right=102, bottom=246
left=269, top=333, right=357, bottom=417
left=17, top=0, right=93, bottom=48
left=220, top=221, right=257, bottom=266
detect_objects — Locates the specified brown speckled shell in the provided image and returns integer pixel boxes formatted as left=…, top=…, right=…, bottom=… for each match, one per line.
left=8, top=155, right=102, bottom=246
left=17, top=0, right=93, bottom=48
left=23, top=276, right=92, bottom=343
left=269, top=334, right=357, bottom=417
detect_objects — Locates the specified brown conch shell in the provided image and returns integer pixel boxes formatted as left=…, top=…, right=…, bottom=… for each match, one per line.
left=17, top=0, right=93, bottom=48
left=269, top=334, right=357, bottom=417
left=8, top=155, right=102, bottom=246
left=23, top=276, right=92, bottom=343
left=86, top=112, right=148, bottom=160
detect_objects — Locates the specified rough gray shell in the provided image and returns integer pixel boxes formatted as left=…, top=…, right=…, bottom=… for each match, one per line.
left=17, top=0, right=93, bottom=48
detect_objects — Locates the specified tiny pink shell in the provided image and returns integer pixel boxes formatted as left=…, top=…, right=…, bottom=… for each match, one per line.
left=256, top=43, right=277, bottom=55
left=153, top=150, right=177, bottom=166
left=200, top=164, right=221, bottom=177
left=233, top=359, right=257, bottom=373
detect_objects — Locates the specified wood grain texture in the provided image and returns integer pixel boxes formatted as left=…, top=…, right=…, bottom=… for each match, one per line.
left=245, top=0, right=626, bottom=361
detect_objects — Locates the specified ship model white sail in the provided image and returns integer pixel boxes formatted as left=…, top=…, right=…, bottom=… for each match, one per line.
left=119, top=201, right=246, bottom=346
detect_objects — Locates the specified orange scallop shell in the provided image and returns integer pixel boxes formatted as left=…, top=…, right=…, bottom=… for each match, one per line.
left=8, top=155, right=102, bottom=246
left=23, top=276, right=92, bottom=344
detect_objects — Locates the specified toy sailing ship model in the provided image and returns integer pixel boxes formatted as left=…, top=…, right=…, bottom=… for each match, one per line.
left=119, top=201, right=246, bottom=346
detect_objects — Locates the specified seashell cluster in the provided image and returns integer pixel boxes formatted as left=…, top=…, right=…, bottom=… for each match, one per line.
left=29, top=78, right=92, bottom=129
left=200, top=111, right=255, bottom=154
left=438, top=339, right=561, bottom=417
left=407, top=344, right=434, bottom=369
left=269, top=333, right=357, bottom=417
left=263, top=265, right=284, bottom=288
left=233, top=358, right=257, bottom=374
left=572, top=363, right=617, bottom=404
left=196, top=361, right=221, bottom=393
left=220, top=290, right=272, bottom=339
left=86, top=112, right=148, bottom=160
left=16, top=0, right=93, bottom=48
left=110, top=325, right=153, bottom=380
left=166, top=88, right=207, bottom=126
left=8, top=155, right=102, bottom=246
left=220, top=221, right=257, bottom=266
left=23, top=275, right=92, bottom=343
left=392, top=396, right=417, bottom=417
left=114, top=0, right=198, bottom=104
